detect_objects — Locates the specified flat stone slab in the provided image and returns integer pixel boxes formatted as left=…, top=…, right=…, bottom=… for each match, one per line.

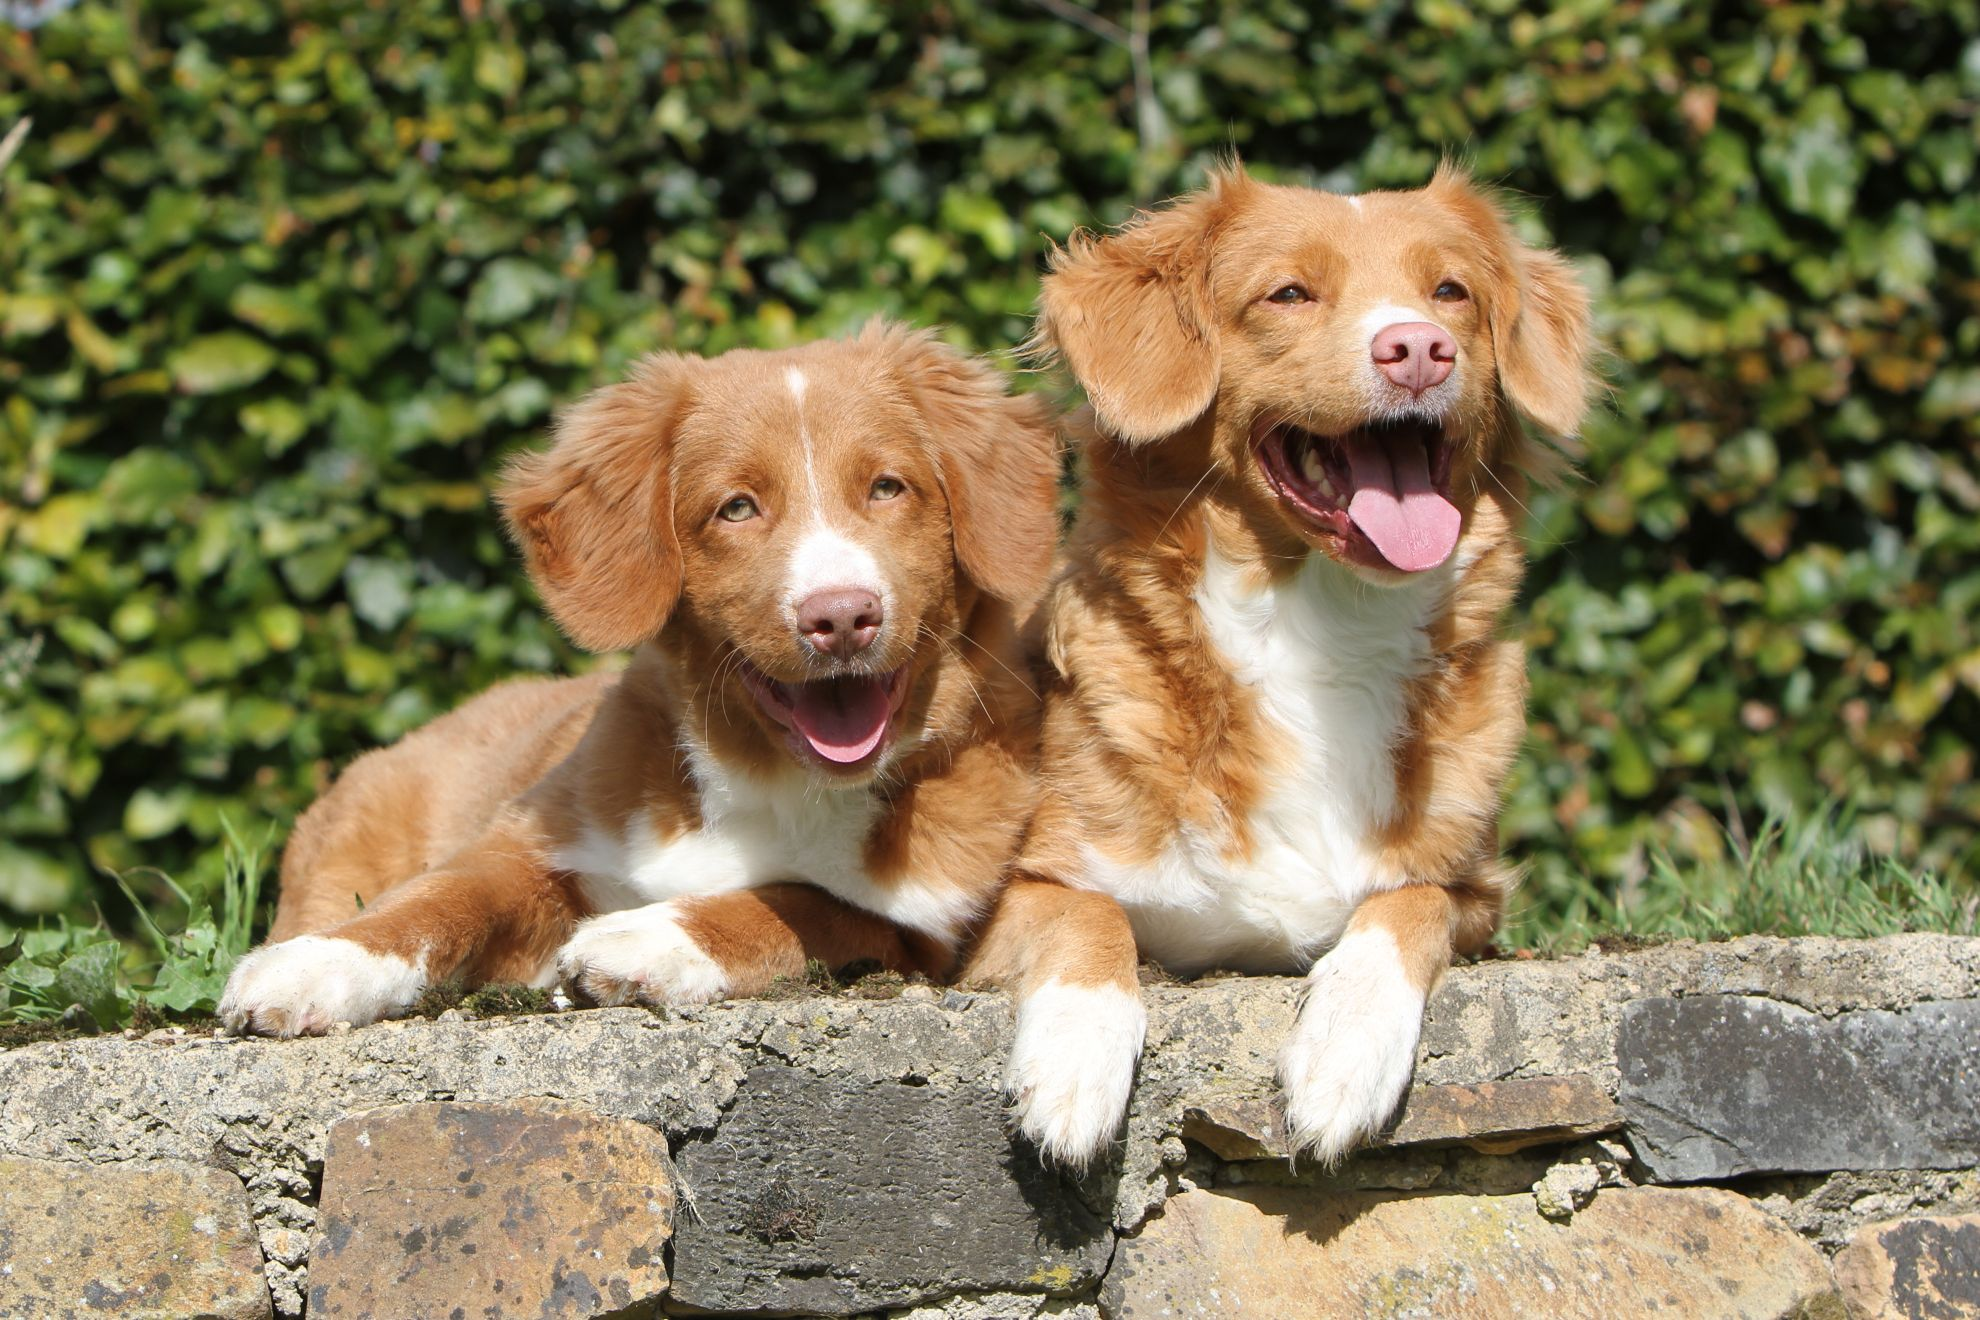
left=0, top=1156, right=270, bottom=1319
left=1619, top=995, right=1980, bottom=1181
left=1833, top=1214, right=1980, bottom=1319
left=306, top=1100, right=673, bottom=1319
left=1104, top=1184, right=1842, bottom=1319
left=1182, top=1075, right=1624, bottom=1160
left=668, top=1065, right=1112, bottom=1315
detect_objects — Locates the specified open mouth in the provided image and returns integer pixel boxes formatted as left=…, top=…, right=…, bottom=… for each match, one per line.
left=1252, top=416, right=1462, bottom=573
left=740, top=662, right=912, bottom=771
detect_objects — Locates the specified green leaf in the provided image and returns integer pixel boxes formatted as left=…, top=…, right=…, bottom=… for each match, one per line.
left=169, top=333, right=279, bottom=394
left=101, top=452, right=201, bottom=523
left=345, top=556, right=415, bottom=631
left=1759, top=93, right=1862, bottom=229
left=0, top=843, right=72, bottom=913
left=466, top=258, right=561, bottom=325
left=230, top=283, right=325, bottom=337
left=52, top=939, right=124, bottom=1024
left=124, top=786, right=192, bottom=840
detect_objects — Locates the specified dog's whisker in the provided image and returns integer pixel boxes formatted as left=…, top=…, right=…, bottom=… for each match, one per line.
left=953, top=628, right=1040, bottom=700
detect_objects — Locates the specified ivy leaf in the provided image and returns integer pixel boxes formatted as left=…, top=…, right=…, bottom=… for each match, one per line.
left=230, top=283, right=324, bottom=337
left=169, top=332, right=278, bottom=394
left=466, top=258, right=561, bottom=325
left=1760, top=94, right=1862, bottom=229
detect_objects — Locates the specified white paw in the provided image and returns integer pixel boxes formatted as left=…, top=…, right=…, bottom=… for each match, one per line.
left=1004, top=979, right=1147, bottom=1168
left=555, top=904, right=729, bottom=1007
left=1277, top=927, right=1425, bottom=1166
left=218, top=936, right=426, bottom=1037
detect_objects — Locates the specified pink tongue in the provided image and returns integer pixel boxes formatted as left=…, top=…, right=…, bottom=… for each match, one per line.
left=788, top=678, right=892, bottom=764
left=1343, top=435, right=1461, bottom=572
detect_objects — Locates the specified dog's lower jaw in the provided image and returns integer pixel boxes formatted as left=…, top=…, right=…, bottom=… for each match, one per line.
left=1275, top=926, right=1426, bottom=1166
left=1003, top=978, right=1148, bottom=1169
left=218, top=935, right=428, bottom=1037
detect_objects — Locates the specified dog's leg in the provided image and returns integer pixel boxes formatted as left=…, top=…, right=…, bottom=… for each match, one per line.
left=219, top=829, right=582, bottom=1037
left=1278, top=879, right=1497, bottom=1164
left=556, top=882, right=951, bottom=1007
left=962, top=877, right=1146, bottom=1168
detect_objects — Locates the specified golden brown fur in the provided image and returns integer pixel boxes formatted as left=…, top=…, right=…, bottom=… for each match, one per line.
left=221, top=323, right=1060, bottom=1035
left=968, top=162, right=1598, bottom=1166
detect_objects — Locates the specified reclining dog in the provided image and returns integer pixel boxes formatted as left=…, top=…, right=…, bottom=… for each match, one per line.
left=220, top=322, right=1059, bottom=1035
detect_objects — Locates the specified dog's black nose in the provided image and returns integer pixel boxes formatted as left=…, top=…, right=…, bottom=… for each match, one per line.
left=797, top=590, right=883, bottom=658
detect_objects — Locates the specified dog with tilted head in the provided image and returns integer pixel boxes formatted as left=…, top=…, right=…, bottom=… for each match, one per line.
left=219, top=322, right=1061, bottom=1034
left=967, top=163, right=1598, bottom=1167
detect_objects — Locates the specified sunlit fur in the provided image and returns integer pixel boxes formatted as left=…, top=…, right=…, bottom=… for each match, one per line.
left=977, top=162, right=1599, bottom=1166
left=222, top=323, right=1061, bottom=1036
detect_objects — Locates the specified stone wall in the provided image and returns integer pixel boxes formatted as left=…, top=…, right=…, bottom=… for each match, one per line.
left=2, top=935, right=1977, bottom=1318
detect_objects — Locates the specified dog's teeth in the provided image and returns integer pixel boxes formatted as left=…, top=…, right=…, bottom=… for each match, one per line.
left=1317, top=475, right=1338, bottom=503
left=1300, top=445, right=1326, bottom=487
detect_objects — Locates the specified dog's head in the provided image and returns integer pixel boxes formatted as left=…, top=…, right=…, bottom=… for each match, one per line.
left=1036, top=162, right=1596, bottom=580
left=499, top=322, right=1059, bottom=779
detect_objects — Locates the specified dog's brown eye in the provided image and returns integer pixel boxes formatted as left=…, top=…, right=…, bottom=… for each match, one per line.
left=716, top=496, right=759, bottom=523
left=1433, top=280, right=1469, bottom=302
left=870, top=477, right=905, bottom=501
left=1265, top=284, right=1309, bottom=305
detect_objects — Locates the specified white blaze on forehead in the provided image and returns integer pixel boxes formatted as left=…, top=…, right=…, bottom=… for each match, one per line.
left=1347, top=194, right=1364, bottom=215
left=786, top=365, right=822, bottom=508
left=778, top=362, right=893, bottom=620
left=1357, top=303, right=1447, bottom=342
left=785, top=523, right=887, bottom=614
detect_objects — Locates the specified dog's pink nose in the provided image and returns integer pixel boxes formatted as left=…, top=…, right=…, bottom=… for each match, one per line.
left=798, top=590, right=883, bottom=658
left=1371, top=322, right=1456, bottom=395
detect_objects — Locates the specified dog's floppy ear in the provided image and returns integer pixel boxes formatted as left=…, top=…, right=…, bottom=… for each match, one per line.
left=880, top=324, right=1062, bottom=606
left=497, top=354, right=694, bottom=652
left=1430, top=163, right=1597, bottom=446
left=1033, top=170, right=1249, bottom=444
left=1497, top=244, right=1597, bottom=441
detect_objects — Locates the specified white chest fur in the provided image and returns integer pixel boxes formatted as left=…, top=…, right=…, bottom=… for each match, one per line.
left=553, top=744, right=974, bottom=942
left=1076, top=536, right=1452, bottom=974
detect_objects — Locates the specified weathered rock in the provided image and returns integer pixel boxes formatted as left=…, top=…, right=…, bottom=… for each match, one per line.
left=1181, top=1075, right=1622, bottom=1161
left=0, top=933, right=1975, bottom=1303
left=1620, top=996, right=1980, bottom=1181
left=305, top=1100, right=673, bottom=1319
left=0, top=1156, right=270, bottom=1319
left=1104, top=1185, right=1844, bottom=1319
left=1833, top=1215, right=1980, bottom=1319
left=1533, top=1161, right=1602, bottom=1220
left=1744, top=1169, right=1980, bottom=1254
left=667, top=1066, right=1112, bottom=1315
left=881, top=1293, right=1103, bottom=1319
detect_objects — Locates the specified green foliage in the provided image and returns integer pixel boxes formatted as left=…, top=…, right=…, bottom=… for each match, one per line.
left=0, top=817, right=266, bottom=1031
left=1507, top=803, right=1979, bottom=952
left=1, top=0, right=1976, bottom=940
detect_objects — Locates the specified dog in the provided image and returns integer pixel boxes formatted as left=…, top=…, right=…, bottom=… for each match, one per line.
left=219, top=322, right=1061, bottom=1036
left=974, top=163, right=1598, bottom=1167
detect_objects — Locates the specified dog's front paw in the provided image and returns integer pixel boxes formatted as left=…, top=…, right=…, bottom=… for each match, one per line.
left=555, top=904, right=730, bottom=1007
left=219, top=935, right=427, bottom=1037
left=1004, top=978, right=1147, bottom=1169
left=1277, top=928, right=1426, bottom=1166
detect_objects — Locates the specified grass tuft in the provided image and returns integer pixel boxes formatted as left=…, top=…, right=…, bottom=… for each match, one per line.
left=1, top=817, right=268, bottom=1037
left=1505, top=802, right=1977, bottom=953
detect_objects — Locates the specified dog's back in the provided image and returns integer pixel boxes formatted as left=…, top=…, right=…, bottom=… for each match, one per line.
left=268, top=672, right=616, bottom=942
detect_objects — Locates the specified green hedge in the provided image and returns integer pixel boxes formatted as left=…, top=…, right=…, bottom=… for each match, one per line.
left=3, top=0, right=1976, bottom=939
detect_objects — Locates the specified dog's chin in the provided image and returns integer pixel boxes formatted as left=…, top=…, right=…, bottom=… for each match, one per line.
left=1251, top=416, right=1463, bottom=581
left=738, top=660, right=914, bottom=780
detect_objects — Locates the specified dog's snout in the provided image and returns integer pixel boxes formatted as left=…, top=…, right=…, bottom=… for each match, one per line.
left=1370, top=322, right=1456, bottom=395
left=798, top=589, right=883, bottom=658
